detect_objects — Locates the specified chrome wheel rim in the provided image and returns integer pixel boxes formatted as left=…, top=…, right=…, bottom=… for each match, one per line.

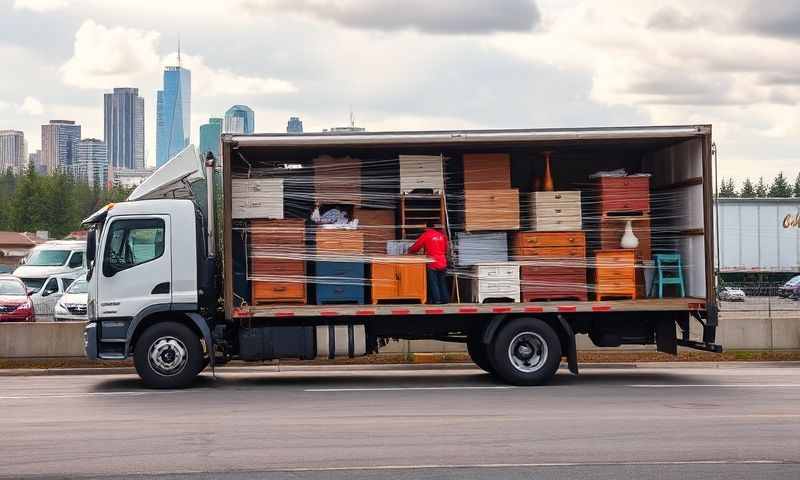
left=148, top=336, right=188, bottom=377
left=507, top=331, right=548, bottom=373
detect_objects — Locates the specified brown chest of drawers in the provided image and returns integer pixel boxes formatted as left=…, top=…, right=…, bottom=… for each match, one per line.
left=250, top=219, right=307, bottom=305
left=354, top=207, right=396, bottom=255
left=463, top=153, right=511, bottom=190
left=596, top=176, right=650, bottom=215
left=370, top=257, right=427, bottom=304
left=315, top=229, right=365, bottom=254
left=313, top=155, right=362, bottom=205
left=464, top=189, right=520, bottom=231
left=513, top=232, right=587, bottom=301
left=594, top=249, right=637, bottom=301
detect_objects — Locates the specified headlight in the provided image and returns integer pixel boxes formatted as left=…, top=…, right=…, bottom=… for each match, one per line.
left=55, top=303, right=68, bottom=314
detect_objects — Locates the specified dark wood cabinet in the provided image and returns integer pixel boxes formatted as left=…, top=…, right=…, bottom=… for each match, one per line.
left=250, top=219, right=307, bottom=305
left=513, top=231, right=588, bottom=302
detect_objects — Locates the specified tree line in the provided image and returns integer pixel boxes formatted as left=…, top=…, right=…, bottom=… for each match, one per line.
left=0, top=164, right=132, bottom=239
left=718, top=172, right=800, bottom=198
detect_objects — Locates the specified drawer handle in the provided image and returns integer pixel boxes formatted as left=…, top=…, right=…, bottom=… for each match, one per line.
left=273, top=286, right=287, bottom=292
left=568, top=237, right=575, bottom=242
left=555, top=194, right=562, bottom=199
left=555, top=209, right=562, bottom=213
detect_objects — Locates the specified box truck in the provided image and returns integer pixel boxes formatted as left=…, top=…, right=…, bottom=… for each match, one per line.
left=82, top=125, right=721, bottom=388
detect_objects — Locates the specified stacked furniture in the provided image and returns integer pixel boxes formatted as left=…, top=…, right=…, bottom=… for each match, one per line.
left=513, top=231, right=588, bottom=302
left=250, top=219, right=307, bottom=305
left=471, top=263, right=521, bottom=303
left=399, top=155, right=444, bottom=194
left=462, top=153, right=520, bottom=232
left=370, top=257, right=427, bottom=304
left=314, top=229, right=366, bottom=305
left=400, top=193, right=445, bottom=239
left=232, top=178, right=284, bottom=219
left=594, top=249, right=637, bottom=301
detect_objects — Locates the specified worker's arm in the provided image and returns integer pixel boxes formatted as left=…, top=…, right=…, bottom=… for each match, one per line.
left=407, top=231, right=429, bottom=254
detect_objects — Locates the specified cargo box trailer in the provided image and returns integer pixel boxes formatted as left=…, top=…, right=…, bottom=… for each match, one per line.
left=82, top=126, right=721, bottom=388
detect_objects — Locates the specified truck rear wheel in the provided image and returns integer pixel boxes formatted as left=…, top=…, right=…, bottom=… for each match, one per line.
left=489, top=318, right=561, bottom=386
left=134, top=321, right=203, bottom=389
left=467, top=337, right=494, bottom=374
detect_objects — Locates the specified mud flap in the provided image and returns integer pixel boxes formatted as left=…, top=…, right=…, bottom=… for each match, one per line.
left=656, top=317, right=678, bottom=355
left=556, top=316, right=579, bottom=375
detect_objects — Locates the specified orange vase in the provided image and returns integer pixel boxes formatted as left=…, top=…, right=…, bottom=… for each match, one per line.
left=542, top=151, right=554, bottom=191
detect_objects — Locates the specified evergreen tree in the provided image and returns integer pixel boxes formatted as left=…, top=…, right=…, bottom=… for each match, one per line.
left=755, top=176, right=769, bottom=197
left=719, top=178, right=737, bottom=197
left=794, top=173, right=800, bottom=198
left=768, top=172, right=792, bottom=197
left=10, top=163, right=43, bottom=232
left=740, top=178, right=756, bottom=197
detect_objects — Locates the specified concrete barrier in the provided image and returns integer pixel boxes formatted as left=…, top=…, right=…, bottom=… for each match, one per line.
left=1, top=313, right=799, bottom=358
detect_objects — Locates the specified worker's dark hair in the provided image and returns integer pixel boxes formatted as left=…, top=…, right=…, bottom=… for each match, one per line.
left=426, top=221, right=436, bottom=229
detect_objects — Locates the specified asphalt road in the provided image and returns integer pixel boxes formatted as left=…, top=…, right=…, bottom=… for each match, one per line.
left=1, top=364, right=800, bottom=479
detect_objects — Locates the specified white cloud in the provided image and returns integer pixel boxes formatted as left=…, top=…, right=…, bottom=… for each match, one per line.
left=60, top=20, right=162, bottom=89
left=17, top=96, right=44, bottom=115
left=161, top=53, right=298, bottom=96
left=13, top=0, right=69, bottom=12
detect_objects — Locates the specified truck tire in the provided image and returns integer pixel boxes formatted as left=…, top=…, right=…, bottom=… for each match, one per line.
left=488, top=318, right=561, bottom=386
left=467, top=337, right=494, bottom=374
left=134, top=321, right=204, bottom=389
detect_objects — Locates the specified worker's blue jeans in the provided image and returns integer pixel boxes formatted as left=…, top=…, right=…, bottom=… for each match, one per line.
left=427, top=268, right=448, bottom=304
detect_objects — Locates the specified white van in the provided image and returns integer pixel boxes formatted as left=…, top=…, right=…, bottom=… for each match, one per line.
left=14, top=240, right=86, bottom=293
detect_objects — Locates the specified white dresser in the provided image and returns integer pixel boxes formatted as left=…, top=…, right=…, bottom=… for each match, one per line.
left=471, top=262, right=520, bottom=303
left=526, top=191, right=582, bottom=231
left=231, top=178, right=284, bottom=219
left=399, top=155, right=444, bottom=194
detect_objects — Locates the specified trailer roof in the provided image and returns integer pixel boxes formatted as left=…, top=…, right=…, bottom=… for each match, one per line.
left=227, top=125, right=711, bottom=148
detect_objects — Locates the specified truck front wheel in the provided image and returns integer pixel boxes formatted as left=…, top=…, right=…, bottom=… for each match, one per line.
left=134, top=321, right=204, bottom=389
left=489, top=318, right=561, bottom=386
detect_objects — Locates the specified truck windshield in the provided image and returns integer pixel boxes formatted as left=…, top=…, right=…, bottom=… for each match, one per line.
left=26, top=250, right=70, bottom=266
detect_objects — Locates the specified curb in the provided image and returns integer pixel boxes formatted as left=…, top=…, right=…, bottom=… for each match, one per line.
left=2, top=360, right=800, bottom=377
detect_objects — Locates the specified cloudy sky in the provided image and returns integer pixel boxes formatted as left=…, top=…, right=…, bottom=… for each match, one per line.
left=0, top=0, right=798, bottom=182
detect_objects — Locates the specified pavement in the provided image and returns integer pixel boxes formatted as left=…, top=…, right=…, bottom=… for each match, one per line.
left=1, top=364, right=800, bottom=479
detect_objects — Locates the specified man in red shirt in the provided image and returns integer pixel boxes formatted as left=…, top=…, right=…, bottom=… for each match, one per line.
left=408, top=222, right=449, bottom=304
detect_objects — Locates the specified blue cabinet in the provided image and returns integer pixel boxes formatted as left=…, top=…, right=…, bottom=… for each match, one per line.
left=315, top=262, right=365, bottom=304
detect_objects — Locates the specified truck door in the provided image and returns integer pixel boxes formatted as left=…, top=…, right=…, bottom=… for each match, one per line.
left=97, top=216, right=172, bottom=319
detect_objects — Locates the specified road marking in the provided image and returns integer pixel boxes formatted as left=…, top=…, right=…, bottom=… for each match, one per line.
left=0, top=391, right=180, bottom=400
left=305, top=386, right=515, bottom=392
left=629, top=384, right=800, bottom=388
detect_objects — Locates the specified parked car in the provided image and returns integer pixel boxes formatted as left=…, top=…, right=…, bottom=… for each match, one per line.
left=54, top=275, right=88, bottom=322
left=13, top=240, right=86, bottom=294
left=778, top=275, right=800, bottom=298
left=29, top=273, right=81, bottom=321
left=0, top=265, right=13, bottom=274
left=0, top=275, right=34, bottom=322
left=719, top=286, right=746, bottom=302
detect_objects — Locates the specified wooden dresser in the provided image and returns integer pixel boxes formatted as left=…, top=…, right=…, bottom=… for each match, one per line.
left=354, top=207, right=396, bottom=255
left=596, top=176, right=650, bottom=215
left=525, top=191, right=582, bottom=232
left=464, top=189, right=520, bottom=231
left=313, top=155, right=362, bottom=205
left=250, top=219, right=307, bottom=305
left=471, top=263, right=520, bottom=303
left=598, top=216, right=652, bottom=260
left=315, top=229, right=365, bottom=255
left=456, top=232, right=508, bottom=266
left=513, top=231, right=588, bottom=302
left=370, top=257, right=427, bottom=304
left=232, top=178, right=284, bottom=220
left=594, top=249, right=637, bottom=301
left=462, top=153, right=511, bottom=190
left=399, top=155, right=444, bottom=194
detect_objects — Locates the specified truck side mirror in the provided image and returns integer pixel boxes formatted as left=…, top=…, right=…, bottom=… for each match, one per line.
left=86, top=229, right=96, bottom=264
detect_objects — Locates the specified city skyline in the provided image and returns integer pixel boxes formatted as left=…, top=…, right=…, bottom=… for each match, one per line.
left=41, top=120, right=80, bottom=175
left=224, top=105, right=255, bottom=135
left=0, top=130, right=26, bottom=173
left=198, top=117, right=223, bottom=160
left=74, top=137, right=107, bottom=188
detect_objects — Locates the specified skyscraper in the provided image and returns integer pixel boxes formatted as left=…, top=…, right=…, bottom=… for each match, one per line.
left=156, top=65, right=191, bottom=167
left=224, top=105, right=255, bottom=134
left=104, top=88, right=145, bottom=170
left=287, top=116, right=303, bottom=134
left=0, top=130, right=26, bottom=173
left=41, top=120, right=81, bottom=174
left=199, top=117, right=223, bottom=160
left=28, top=149, right=43, bottom=173
left=75, top=138, right=108, bottom=188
